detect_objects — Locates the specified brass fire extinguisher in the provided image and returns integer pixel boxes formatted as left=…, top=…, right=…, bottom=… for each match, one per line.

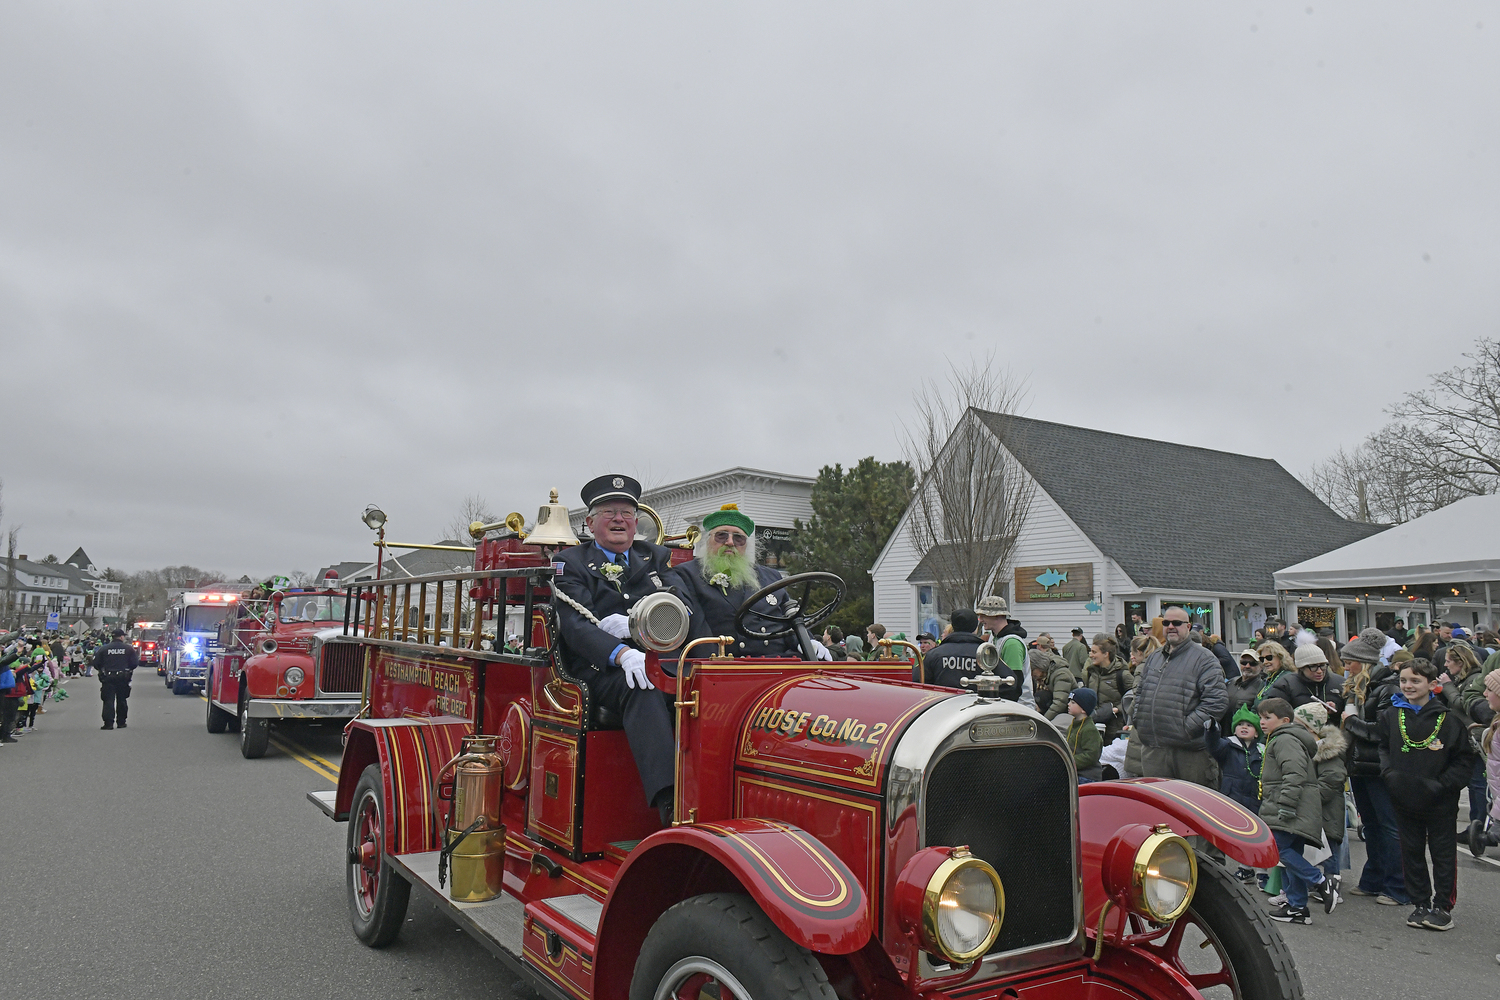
left=437, top=734, right=506, bottom=902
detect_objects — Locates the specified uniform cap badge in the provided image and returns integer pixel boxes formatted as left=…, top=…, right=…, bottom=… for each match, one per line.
left=766, top=595, right=778, bottom=606
left=612, top=477, right=624, bottom=488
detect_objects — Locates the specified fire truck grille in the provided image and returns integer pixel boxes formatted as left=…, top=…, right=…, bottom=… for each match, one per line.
left=924, top=743, right=1076, bottom=956
left=318, top=642, right=365, bottom=695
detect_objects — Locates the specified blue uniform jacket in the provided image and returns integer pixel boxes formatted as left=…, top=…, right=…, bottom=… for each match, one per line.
left=550, top=539, right=674, bottom=677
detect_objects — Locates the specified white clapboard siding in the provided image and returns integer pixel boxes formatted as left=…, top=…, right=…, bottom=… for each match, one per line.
left=1002, top=471, right=1105, bottom=641
left=871, top=509, right=924, bottom=636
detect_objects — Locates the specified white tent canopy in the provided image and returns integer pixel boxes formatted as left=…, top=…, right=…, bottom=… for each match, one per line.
left=1274, top=494, right=1500, bottom=591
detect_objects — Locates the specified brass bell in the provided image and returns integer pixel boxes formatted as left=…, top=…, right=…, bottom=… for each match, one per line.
left=523, top=489, right=581, bottom=548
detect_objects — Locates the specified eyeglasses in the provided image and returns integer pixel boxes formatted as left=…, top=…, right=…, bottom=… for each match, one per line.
left=591, top=507, right=637, bottom=521
left=1163, top=620, right=1191, bottom=628
left=710, top=530, right=748, bottom=546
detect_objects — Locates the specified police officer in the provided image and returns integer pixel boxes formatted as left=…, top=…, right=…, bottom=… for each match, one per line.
left=917, top=608, right=1023, bottom=700
left=551, top=475, right=679, bottom=825
left=93, top=627, right=139, bottom=730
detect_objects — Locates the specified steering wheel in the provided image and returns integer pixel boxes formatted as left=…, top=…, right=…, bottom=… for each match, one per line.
left=734, top=572, right=846, bottom=662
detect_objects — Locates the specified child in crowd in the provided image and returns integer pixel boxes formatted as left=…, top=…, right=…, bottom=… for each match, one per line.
left=1295, top=701, right=1348, bottom=907
left=1378, top=657, right=1477, bottom=931
left=1206, top=705, right=1265, bottom=882
left=1066, top=688, right=1103, bottom=781
left=1258, top=697, right=1337, bottom=924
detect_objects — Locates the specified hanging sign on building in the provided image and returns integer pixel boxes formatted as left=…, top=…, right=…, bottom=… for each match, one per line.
left=1013, top=562, right=1094, bottom=603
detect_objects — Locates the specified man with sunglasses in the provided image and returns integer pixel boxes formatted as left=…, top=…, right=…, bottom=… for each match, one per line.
left=552, top=474, right=679, bottom=824
left=670, top=504, right=832, bottom=660
left=1222, top=646, right=1267, bottom=730
left=1133, top=607, right=1229, bottom=788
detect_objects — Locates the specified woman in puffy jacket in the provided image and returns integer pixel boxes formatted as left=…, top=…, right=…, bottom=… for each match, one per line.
left=1341, top=648, right=1408, bottom=904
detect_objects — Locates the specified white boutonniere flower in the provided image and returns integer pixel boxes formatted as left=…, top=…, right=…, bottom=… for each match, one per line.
left=710, top=572, right=731, bottom=593
left=599, top=562, right=624, bottom=587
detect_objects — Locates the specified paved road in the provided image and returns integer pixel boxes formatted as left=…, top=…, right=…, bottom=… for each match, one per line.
left=3, top=674, right=1498, bottom=999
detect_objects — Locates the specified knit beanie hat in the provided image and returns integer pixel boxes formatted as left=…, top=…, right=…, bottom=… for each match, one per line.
left=1294, top=628, right=1319, bottom=648
left=1341, top=626, right=1386, bottom=665
left=1485, top=670, right=1500, bottom=698
left=1070, top=687, right=1098, bottom=715
left=1390, top=649, right=1414, bottom=665
left=1231, top=704, right=1262, bottom=736
left=1294, top=701, right=1329, bottom=728
left=1293, top=643, right=1328, bottom=669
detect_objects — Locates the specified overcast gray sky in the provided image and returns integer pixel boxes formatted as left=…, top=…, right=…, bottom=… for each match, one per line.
left=2, top=3, right=1495, bottom=577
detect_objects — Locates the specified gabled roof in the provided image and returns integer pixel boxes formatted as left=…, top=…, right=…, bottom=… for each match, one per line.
left=979, top=412, right=1383, bottom=595
left=64, top=547, right=94, bottom=571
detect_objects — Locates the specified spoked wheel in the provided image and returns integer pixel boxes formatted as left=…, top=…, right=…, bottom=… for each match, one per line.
left=1131, top=857, right=1303, bottom=1000
left=631, top=893, right=836, bottom=1000
left=347, top=764, right=410, bottom=946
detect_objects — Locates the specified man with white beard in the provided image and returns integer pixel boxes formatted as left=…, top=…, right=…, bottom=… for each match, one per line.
left=669, top=504, right=831, bottom=659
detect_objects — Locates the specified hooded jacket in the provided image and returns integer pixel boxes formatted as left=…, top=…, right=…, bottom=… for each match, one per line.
left=1259, top=723, right=1324, bottom=843
left=1222, top=670, right=1264, bottom=730
left=1133, top=639, right=1229, bottom=750
left=1080, top=658, right=1134, bottom=740
left=1032, top=650, right=1078, bottom=721
left=1310, top=723, right=1349, bottom=842
left=1377, top=695, right=1478, bottom=813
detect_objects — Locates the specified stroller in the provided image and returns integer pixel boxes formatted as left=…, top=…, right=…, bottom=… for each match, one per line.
left=1468, top=781, right=1496, bottom=857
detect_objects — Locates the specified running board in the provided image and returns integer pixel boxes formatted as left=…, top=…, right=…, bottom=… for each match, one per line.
left=306, top=789, right=338, bottom=819
left=388, top=851, right=597, bottom=1000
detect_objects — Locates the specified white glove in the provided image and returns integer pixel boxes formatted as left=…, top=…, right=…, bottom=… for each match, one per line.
left=618, top=648, right=653, bottom=690
left=810, top=639, right=834, bottom=662
left=598, top=614, right=631, bottom=639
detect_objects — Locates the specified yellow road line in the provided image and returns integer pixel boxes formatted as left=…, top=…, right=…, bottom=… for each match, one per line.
left=199, top=694, right=342, bottom=781
left=270, top=734, right=340, bottom=782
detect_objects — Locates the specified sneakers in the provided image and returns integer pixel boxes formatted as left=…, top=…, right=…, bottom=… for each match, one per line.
left=1376, top=894, right=1404, bottom=906
left=1407, top=907, right=1430, bottom=928
left=1267, top=892, right=1287, bottom=907
left=0, top=737, right=17, bottom=744
left=1315, top=879, right=1340, bottom=914
left=1347, top=886, right=1379, bottom=897
left=1269, top=904, right=1312, bottom=924
left=1421, top=909, right=1454, bottom=931
left=1234, top=867, right=1257, bottom=884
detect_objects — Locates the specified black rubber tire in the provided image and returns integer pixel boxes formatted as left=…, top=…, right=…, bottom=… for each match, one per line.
left=239, top=695, right=270, bottom=759
left=630, top=893, right=837, bottom=1000
left=348, top=763, right=411, bottom=947
left=206, top=677, right=232, bottom=734
left=1185, top=856, right=1304, bottom=1000
left=172, top=679, right=192, bottom=695
left=164, top=670, right=173, bottom=687
left=1467, top=819, right=1487, bottom=858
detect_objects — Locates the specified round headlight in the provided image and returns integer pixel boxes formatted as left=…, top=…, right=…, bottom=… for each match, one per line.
left=284, top=666, right=305, bottom=687
left=922, top=850, right=1004, bottom=963
left=1133, top=831, right=1197, bottom=922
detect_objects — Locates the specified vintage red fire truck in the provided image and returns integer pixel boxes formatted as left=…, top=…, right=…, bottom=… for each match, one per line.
left=309, top=497, right=1301, bottom=1000
left=206, top=588, right=365, bottom=758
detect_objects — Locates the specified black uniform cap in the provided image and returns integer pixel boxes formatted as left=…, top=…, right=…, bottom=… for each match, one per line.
left=111, top=628, right=125, bottom=637
left=581, top=474, right=642, bottom=509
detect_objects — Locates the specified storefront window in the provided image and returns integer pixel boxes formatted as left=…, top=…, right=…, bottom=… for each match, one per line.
left=1231, top=603, right=1252, bottom=644
left=756, top=526, right=795, bottom=569
left=1124, top=601, right=1148, bottom=637
left=1297, top=607, right=1336, bottom=631
left=1160, top=600, right=1213, bottom=635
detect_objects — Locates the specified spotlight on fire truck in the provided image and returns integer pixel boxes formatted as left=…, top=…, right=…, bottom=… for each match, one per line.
left=362, top=505, right=387, bottom=531
left=628, top=592, right=692, bottom=652
left=894, top=845, right=1005, bottom=964
left=1100, top=823, right=1198, bottom=923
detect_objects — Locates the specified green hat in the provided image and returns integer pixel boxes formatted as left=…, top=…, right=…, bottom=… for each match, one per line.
left=1231, top=705, right=1261, bottom=736
left=702, top=503, right=755, bottom=536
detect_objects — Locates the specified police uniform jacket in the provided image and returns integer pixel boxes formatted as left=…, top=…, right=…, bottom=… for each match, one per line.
left=918, top=631, right=1022, bottom=698
left=551, top=539, right=674, bottom=678
left=669, top=560, right=798, bottom=658
left=93, top=640, right=139, bottom=677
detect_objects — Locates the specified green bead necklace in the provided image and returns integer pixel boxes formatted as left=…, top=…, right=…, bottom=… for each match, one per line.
left=1398, top=708, right=1445, bottom=753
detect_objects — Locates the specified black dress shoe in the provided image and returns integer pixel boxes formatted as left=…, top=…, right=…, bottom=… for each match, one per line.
left=117, top=723, right=127, bottom=729
left=101, top=724, right=114, bottom=730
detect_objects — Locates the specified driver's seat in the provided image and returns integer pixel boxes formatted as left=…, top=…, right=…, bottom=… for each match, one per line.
left=539, top=605, right=624, bottom=730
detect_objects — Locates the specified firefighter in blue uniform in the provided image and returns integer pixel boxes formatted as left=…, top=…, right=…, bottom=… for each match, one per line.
left=550, top=475, right=678, bottom=824
left=93, top=627, right=139, bottom=730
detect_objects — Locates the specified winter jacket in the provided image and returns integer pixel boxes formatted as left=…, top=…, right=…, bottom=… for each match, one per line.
left=1310, top=723, right=1349, bottom=843
left=1205, top=725, right=1263, bottom=814
left=1443, top=664, right=1496, bottom=727
left=1032, top=650, right=1078, bottom=721
left=1259, top=724, right=1324, bottom=844
left=1060, top=638, right=1089, bottom=676
left=1343, top=665, right=1401, bottom=778
left=1133, top=640, right=1229, bottom=750
left=1209, top=641, right=1240, bottom=679
left=1080, top=659, right=1134, bottom=740
left=1265, top=669, right=1345, bottom=715
left=1377, top=695, right=1479, bottom=813
left=1067, top=716, right=1103, bottom=778
left=1487, top=729, right=1500, bottom=825
left=1222, top=672, right=1264, bottom=730
left=920, top=632, right=1022, bottom=700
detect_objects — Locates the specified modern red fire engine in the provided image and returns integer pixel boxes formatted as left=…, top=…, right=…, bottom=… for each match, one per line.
left=309, top=493, right=1301, bottom=1000
left=207, top=588, right=364, bottom=758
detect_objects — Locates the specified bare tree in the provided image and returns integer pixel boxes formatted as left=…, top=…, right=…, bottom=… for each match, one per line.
left=446, top=493, right=498, bottom=543
left=1303, top=338, right=1498, bottom=524
left=901, top=356, right=1037, bottom=613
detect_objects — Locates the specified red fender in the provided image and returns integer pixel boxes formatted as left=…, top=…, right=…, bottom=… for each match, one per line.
left=337, top=717, right=472, bottom=854
left=593, top=819, right=872, bottom=997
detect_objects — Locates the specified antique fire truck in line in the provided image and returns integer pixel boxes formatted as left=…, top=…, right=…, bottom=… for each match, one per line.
left=309, top=493, right=1302, bottom=1000
left=206, top=588, right=365, bottom=758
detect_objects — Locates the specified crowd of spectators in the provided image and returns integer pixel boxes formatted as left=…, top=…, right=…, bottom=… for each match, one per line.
left=0, top=630, right=96, bottom=744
